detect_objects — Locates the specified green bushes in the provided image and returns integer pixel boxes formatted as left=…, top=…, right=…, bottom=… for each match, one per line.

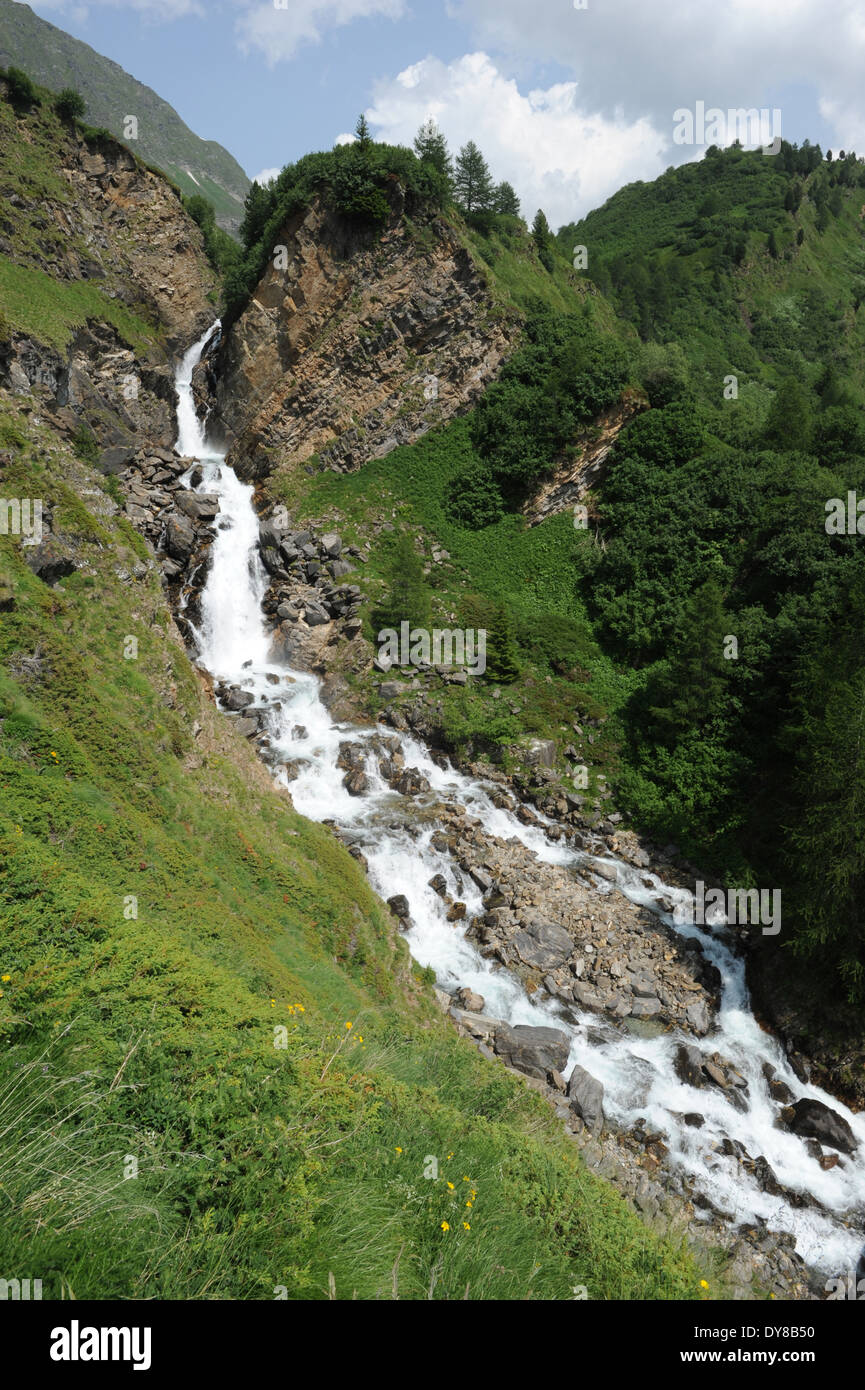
left=54, top=88, right=86, bottom=123
left=2, top=66, right=37, bottom=112
left=223, top=142, right=450, bottom=327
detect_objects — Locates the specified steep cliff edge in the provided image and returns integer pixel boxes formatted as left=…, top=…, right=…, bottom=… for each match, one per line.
left=0, top=77, right=217, bottom=456
left=213, top=194, right=518, bottom=486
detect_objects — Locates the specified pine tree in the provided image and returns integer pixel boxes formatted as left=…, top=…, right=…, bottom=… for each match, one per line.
left=485, top=603, right=520, bottom=683
left=494, top=181, right=521, bottom=217
left=374, top=535, right=431, bottom=634
left=414, top=119, right=452, bottom=180
left=239, top=182, right=273, bottom=253
left=532, top=209, right=555, bottom=272
left=454, top=141, right=494, bottom=214
left=355, top=114, right=372, bottom=153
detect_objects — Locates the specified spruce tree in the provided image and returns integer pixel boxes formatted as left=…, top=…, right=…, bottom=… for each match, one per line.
left=414, top=118, right=452, bottom=180
left=494, top=181, right=521, bottom=217
left=355, top=114, right=372, bottom=153
left=374, top=535, right=431, bottom=634
left=532, top=209, right=555, bottom=271
left=454, top=142, right=494, bottom=214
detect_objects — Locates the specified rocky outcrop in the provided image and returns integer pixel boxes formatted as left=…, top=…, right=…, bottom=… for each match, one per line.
left=212, top=193, right=518, bottom=484
left=0, top=106, right=217, bottom=458
left=523, top=391, right=648, bottom=527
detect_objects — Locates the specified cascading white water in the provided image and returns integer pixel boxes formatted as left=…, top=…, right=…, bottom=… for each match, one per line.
left=175, top=325, right=865, bottom=1277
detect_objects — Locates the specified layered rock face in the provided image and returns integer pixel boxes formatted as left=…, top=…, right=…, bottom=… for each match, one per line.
left=0, top=109, right=217, bottom=452
left=213, top=193, right=518, bottom=483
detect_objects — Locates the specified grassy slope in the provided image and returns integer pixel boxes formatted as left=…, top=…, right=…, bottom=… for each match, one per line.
left=0, top=91, right=183, bottom=355
left=0, top=399, right=706, bottom=1300
left=0, top=0, right=249, bottom=233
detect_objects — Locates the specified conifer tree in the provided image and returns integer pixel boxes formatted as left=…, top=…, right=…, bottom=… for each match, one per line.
left=454, top=141, right=494, bottom=214
left=414, top=118, right=452, bottom=181
left=494, top=181, right=521, bottom=217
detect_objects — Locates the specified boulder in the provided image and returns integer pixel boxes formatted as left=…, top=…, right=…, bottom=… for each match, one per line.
left=674, top=1043, right=705, bottom=1088
left=387, top=894, right=410, bottom=920
left=567, top=1064, right=605, bottom=1136
left=455, top=988, right=485, bottom=1013
left=321, top=532, right=343, bottom=558
left=492, top=1022, right=570, bottom=1081
left=343, top=769, right=368, bottom=796
left=223, top=687, right=255, bottom=712
left=165, top=513, right=195, bottom=560
left=524, top=739, right=556, bottom=769
left=685, top=999, right=711, bottom=1036
left=512, top=921, right=573, bottom=972
left=22, top=539, right=76, bottom=585
left=303, top=601, right=331, bottom=627
left=789, top=1098, right=858, bottom=1155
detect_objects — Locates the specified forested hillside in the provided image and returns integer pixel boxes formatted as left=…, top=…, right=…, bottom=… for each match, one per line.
left=228, top=131, right=865, bottom=1069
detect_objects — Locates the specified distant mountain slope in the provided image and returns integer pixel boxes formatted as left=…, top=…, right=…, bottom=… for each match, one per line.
left=0, top=0, right=249, bottom=234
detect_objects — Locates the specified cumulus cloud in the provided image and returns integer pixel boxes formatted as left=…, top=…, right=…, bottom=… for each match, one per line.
left=235, top=0, right=406, bottom=64
left=450, top=0, right=865, bottom=155
left=252, top=166, right=281, bottom=186
left=367, top=52, right=668, bottom=228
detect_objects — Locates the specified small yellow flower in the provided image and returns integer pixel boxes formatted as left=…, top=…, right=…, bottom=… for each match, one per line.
left=466, top=1200, right=472, bottom=1208
left=345, top=1021, right=353, bottom=1030
left=463, top=1222, right=471, bottom=1231
left=440, top=1222, right=450, bottom=1232
left=1, top=975, right=10, bottom=983
left=699, top=1279, right=709, bottom=1289
left=395, top=1147, right=402, bottom=1154
left=446, top=1152, right=453, bottom=1160
left=447, top=1181, right=455, bottom=1190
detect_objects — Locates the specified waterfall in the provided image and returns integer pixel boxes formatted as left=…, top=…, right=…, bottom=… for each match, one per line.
left=174, top=325, right=865, bottom=1278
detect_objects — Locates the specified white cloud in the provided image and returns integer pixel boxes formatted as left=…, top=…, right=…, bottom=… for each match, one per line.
left=367, top=52, right=668, bottom=228
left=252, top=166, right=281, bottom=185
left=235, top=0, right=406, bottom=64
left=450, top=0, right=865, bottom=156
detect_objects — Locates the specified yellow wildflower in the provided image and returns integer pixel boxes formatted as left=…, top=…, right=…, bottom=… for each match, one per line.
left=440, top=1222, right=450, bottom=1232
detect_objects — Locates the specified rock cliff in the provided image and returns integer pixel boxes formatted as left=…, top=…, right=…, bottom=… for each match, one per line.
left=0, top=87, right=217, bottom=456
left=213, top=194, right=518, bottom=484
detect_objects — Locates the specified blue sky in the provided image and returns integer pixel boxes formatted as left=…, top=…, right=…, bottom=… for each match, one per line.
left=24, top=0, right=863, bottom=228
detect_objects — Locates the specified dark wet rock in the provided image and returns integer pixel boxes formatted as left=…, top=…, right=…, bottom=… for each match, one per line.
left=788, top=1098, right=858, bottom=1155
left=343, top=768, right=369, bottom=796
left=222, top=687, right=255, bottom=712
left=387, top=894, right=410, bottom=920
left=492, top=1022, right=570, bottom=1081
left=674, top=1043, right=705, bottom=1087
left=762, top=1063, right=796, bottom=1106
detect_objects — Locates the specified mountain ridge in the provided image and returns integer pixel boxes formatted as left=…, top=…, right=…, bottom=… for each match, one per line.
left=0, top=0, right=249, bottom=234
